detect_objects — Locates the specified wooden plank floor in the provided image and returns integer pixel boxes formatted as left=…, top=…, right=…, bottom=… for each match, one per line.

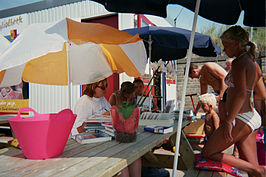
left=182, top=144, right=249, bottom=177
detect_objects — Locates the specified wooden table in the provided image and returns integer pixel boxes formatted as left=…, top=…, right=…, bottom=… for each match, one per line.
left=0, top=120, right=191, bottom=177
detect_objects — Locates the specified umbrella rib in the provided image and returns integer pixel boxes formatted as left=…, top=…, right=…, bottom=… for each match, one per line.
left=237, top=0, right=243, bottom=11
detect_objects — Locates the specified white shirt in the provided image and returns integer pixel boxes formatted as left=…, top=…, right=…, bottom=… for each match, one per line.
left=71, top=95, right=111, bottom=136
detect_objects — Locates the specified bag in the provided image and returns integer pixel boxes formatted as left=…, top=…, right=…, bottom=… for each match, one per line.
left=8, top=107, right=76, bottom=159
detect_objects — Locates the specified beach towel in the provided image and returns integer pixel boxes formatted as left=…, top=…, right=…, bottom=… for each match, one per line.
left=195, top=154, right=242, bottom=177
left=256, top=129, right=265, bottom=165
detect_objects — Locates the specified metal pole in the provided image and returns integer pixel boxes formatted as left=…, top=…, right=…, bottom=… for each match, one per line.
left=148, top=35, right=152, bottom=112
left=175, top=61, right=179, bottom=110
left=172, top=0, right=201, bottom=176
left=250, top=27, right=253, bottom=41
left=161, top=72, right=164, bottom=112
left=66, top=42, right=72, bottom=109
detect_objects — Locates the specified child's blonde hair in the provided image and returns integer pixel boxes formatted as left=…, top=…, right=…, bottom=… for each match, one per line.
left=199, top=93, right=217, bottom=110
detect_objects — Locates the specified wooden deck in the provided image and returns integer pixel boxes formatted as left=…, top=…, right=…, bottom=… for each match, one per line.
left=183, top=145, right=248, bottom=177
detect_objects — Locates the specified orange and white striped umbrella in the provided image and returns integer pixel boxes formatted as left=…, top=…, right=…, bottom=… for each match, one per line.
left=0, top=35, right=10, bottom=55
left=0, top=18, right=147, bottom=87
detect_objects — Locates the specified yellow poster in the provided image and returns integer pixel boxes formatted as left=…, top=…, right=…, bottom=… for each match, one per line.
left=0, top=99, right=29, bottom=113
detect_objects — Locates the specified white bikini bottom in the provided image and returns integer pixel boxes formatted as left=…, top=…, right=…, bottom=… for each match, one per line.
left=235, top=109, right=261, bottom=131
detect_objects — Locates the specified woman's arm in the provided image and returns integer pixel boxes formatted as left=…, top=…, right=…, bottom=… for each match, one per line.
left=109, top=93, right=116, bottom=106
left=73, top=98, right=93, bottom=135
left=212, top=112, right=220, bottom=130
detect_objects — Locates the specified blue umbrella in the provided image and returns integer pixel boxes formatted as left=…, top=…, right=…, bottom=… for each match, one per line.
left=92, top=0, right=265, bottom=27
left=124, top=26, right=221, bottom=62
left=170, top=0, right=265, bottom=27
left=92, top=0, right=169, bottom=18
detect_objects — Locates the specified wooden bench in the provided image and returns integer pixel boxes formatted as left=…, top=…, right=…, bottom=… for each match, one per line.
left=184, top=166, right=227, bottom=177
left=142, top=131, right=195, bottom=170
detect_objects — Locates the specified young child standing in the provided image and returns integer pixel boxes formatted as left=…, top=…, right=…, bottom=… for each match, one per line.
left=199, top=93, right=220, bottom=143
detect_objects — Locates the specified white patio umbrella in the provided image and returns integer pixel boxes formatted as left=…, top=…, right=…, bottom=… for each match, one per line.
left=0, top=34, right=10, bottom=55
left=0, top=18, right=147, bottom=109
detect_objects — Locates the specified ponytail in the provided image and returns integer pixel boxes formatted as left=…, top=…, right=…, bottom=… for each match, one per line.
left=246, top=41, right=258, bottom=61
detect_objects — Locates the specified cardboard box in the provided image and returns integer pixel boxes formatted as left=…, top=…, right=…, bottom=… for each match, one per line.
left=183, top=119, right=205, bottom=135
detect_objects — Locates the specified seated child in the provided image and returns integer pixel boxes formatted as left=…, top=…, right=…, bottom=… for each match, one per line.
left=199, top=93, right=220, bottom=143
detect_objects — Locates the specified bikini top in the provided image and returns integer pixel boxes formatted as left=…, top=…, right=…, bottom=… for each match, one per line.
left=224, top=70, right=234, bottom=88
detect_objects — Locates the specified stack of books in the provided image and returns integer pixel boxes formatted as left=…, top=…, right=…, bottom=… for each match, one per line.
left=101, top=122, right=115, bottom=137
left=84, top=123, right=105, bottom=133
left=74, top=115, right=113, bottom=144
left=75, top=131, right=112, bottom=144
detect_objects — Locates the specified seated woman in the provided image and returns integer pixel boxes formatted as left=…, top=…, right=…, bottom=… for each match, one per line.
left=71, top=78, right=110, bottom=136
left=109, top=81, right=136, bottom=106
left=109, top=81, right=141, bottom=177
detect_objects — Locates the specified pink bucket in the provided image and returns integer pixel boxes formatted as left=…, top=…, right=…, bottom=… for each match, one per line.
left=8, top=107, right=76, bottom=159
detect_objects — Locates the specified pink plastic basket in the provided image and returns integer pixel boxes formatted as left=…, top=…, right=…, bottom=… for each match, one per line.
left=8, top=107, right=76, bottom=159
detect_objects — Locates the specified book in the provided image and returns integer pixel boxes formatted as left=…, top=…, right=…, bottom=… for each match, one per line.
left=75, top=131, right=112, bottom=144
left=144, top=125, right=173, bottom=134
left=84, top=122, right=105, bottom=133
left=104, top=129, right=115, bottom=137
left=84, top=123, right=105, bottom=130
left=101, top=122, right=115, bottom=137
left=86, top=114, right=112, bottom=123
left=101, top=122, right=113, bottom=128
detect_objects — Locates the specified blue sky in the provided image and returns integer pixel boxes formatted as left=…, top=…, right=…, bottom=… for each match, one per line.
left=166, top=5, right=244, bottom=32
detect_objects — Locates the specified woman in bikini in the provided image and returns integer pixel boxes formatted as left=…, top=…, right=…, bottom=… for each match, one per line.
left=202, top=26, right=265, bottom=177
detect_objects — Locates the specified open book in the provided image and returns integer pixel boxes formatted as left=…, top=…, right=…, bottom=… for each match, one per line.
left=139, top=112, right=175, bottom=126
left=86, top=114, right=112, bottom=123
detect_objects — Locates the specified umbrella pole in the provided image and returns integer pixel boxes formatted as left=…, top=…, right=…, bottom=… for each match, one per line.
left=172, top=0, right=201, bottom=176
left=175, top=61, right=179, bottom=110
left=148, top=35, right=152, bottom=112
left=66, top=42, right=72, bottom=109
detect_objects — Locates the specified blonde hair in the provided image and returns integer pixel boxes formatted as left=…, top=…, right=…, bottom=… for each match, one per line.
left=199, top=93, right=217, bottom=109
left=220, top=26, right=258, bottom=60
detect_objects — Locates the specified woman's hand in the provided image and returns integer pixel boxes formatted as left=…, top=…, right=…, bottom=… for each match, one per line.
left=222, top=121, right=233, bottom=143
left=77, top=122, right=87, bottom=133
left=215, top=95, right=221, bottom=102
left=103, top=111, right=110, bottom=115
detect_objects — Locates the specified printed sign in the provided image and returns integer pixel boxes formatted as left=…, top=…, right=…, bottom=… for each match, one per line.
left=0, top=99, right=29, bottom=113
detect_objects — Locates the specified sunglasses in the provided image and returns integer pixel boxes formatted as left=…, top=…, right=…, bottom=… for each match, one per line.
left=96, top=84, right=108, bottom=90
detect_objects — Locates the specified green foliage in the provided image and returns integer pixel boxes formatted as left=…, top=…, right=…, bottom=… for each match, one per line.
left=201, top=25, right=265, bottom=54
left=117, top=102, right=134, bottom=119
left=201, top=24, right=227, bottom=50
left=244, top=27, right=265, bottom=53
